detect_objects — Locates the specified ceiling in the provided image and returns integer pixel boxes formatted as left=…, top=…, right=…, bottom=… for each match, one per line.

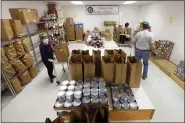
left=47, top=1, right=157, bottom=6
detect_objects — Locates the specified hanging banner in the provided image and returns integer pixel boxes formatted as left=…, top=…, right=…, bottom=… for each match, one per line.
left=86, top=5, right=119, bottom=15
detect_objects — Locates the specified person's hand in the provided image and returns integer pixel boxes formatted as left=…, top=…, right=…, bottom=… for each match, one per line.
left=48, top=59, right=54, bottom=63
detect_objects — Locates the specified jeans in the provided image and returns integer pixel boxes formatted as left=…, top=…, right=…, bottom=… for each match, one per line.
left=135, top=49, right=150, bottom=78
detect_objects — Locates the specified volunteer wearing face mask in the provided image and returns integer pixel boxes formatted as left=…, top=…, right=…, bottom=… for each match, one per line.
left=39, top=35, right=55, bottom=83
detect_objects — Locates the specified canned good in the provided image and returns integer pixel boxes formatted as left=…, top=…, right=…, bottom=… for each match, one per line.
left=111, top=84, right=118, bottom=89
left=75, top=84, right=83, bottom=90
left=127, top=96, right=135, bottom=103
left=69, top=80, right=76, bottom=85
left=91, top=82, right=99, bottom=88
left=83, top=82, right=90, bottom=88
left=100, top=95, right=107, bottom=104
left=57, top=91, right=66, bottom=99
left=82, top=96, right=91, bottom=103
left=112, top=92, right=120, bottom=102
left=99, top=82, right=106, bottom=88
left=73, top=99, right=81, bottom=107
left=77, top=80, right=83, bottom=85
left=84, top=78, right=91, bottom=83
left=55, top=101, right=64, bottom=108
left=83, top=88, right=90, bottom=96
left=120, top=92, right=128, bottom=101
left=74, top=90, right=82, bottom=99
left=59, top=85, right=67, bottom=91
left=91, top=88, right=99, bottom=96
left=125, top=89, right=133, bottom=96
left=64, top=100, right=72, bottom=108
left=121, top=102, right=129, bottom=109
left=113, top=102, right=121, bottom=109
left=66, top=91, right=74, bottom=99
left=99, top=78, right=105, bottom=83
left=91, top=96, right=99, bottom=103
left=129, top=102, right=138, bottom=109
left=92, top=77, right=98, bottom=83
left=68, top=85, right=75, bottom=91
left=62, top=80, right=69, bottom=85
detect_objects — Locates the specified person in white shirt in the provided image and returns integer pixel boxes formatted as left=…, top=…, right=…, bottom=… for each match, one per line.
left=133, top=21, right=155, bottom=80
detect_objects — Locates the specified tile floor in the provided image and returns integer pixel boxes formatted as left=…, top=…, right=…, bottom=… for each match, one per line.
left=1, top=42, right=184, bottom=122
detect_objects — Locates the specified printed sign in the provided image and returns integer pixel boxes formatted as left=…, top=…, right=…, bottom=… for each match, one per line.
left=86, top=5, right=119, bottom=15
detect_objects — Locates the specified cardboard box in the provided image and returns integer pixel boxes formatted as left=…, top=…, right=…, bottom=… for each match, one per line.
left=9, top=20, right=24, bottom=37
left=64, top=22, right=75, bottom=41
left=47, top=3, right=56, bottom=10
left=13, top=39, right=25, bottom=56
left=28, top=65, right=38, bottom=78
left=9, top=8, right=39, bottom=24
left=75, top=23, right=83, bottom=40
left=104, top=33, right=112, bottom=41
left=126, top=56, right=142, bottom=88
left=3, top=44, right=18, bottom=60
left=11, top=77, right=22, bottom=93
left=1, top=19, right=14, bottom=41
left=3, top=63, right=16, bottom=78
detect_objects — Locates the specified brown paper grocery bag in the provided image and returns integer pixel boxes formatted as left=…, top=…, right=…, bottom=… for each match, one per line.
left=12, top=59, right=27, bottom=72
left=1, top=47, right=8, bottom=65
left=69, top=55, right=83, bottom=80
left=28, top=65, right=38, bottom=78
left=114, top=56, right=127, bottom=84
left=9, top=19, right=24, bottom=37
left=126, top=56, right=142, bottom=88
left=21, top=37, right=32, bottom=52
left=104, top=49, right=114, bottom=57
left=3, top=63, right=16, bottom=78
left=18, top=70, right=32, bottom=85
left=81, top=50, right=89, bottom=56
left=1, top=19, right=14, bottom=41
left=54, top=43, right=69, bottom=62
left=101, top=56, right=115, bottom=84
left=113, top=49, right=127, bottom=62
left=83, top=55, right=95, bottom=79
left=10, top=77, right=22, bottom=93
left=72, top=49, right=81, bottom=57
left=92, top=50, right=101, bottom=77
left=13, top=39, right=25, bottom=56
left=20, top=53, right=34, bottom=68
left=84, top=104, right=100, bottom=123
left=3, top=44, right=18, bottom=60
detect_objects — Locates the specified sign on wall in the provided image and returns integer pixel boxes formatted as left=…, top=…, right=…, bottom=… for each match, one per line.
left=86, top=5, right=119, bottom=15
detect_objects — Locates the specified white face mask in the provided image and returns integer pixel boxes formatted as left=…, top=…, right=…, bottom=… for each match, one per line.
left=43, top=39, right=49, bottom=44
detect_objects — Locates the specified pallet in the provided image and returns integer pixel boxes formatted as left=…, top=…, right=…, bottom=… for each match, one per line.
left=150, top=57, right=176, bottom=76
left=150, top=57, right=184, bottom=90
left=169, top=73, right=184, bottom=90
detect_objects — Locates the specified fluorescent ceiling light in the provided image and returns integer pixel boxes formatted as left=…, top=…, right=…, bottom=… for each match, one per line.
left=123, top=1, right=137, bottom=4
left=70, top=1, right=84, bottom=5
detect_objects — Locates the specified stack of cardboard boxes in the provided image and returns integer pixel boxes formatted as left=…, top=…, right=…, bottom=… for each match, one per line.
left=64, top=17, right=75, bottom=41
left=75, top=23, right=84, bottom=41
left=9, top=8, right=39, bottom=24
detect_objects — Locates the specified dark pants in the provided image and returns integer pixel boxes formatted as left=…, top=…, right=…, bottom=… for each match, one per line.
left=43, top=60, right=54, bottom=79
left=119, top=35, right=126, bottom=44
left=135, top=49, right=150, bottom=78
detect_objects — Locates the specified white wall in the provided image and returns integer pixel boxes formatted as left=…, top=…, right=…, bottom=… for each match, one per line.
left=60, top=5, right=142, bottom=31
left=140, top=1, right=184, bottom=65
left=2, top=1, right=47, bottom=19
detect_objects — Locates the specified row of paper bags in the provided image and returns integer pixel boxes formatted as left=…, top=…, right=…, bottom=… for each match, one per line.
left=69, top=49, right=142, bottom=88
left=1, top=38, right=32, bottom=66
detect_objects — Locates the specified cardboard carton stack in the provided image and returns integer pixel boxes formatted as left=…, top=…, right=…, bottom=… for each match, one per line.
left=64, top=17, right=75, bottom=41
left=9, top=8, right=39, bottom=24
left=104, top=29, right=112, bottom=41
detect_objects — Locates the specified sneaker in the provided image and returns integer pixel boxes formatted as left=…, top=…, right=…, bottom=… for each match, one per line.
left=52, top=75, right=56, bottom=79
left=142, top=76, right=147, bottom=80
left=50, top=79, right=54, bottom=83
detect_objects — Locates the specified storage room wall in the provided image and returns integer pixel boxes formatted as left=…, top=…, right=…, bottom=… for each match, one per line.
left=140, top=1, right=184, bottom=65
left=60, top=5, right=142, bottom=31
